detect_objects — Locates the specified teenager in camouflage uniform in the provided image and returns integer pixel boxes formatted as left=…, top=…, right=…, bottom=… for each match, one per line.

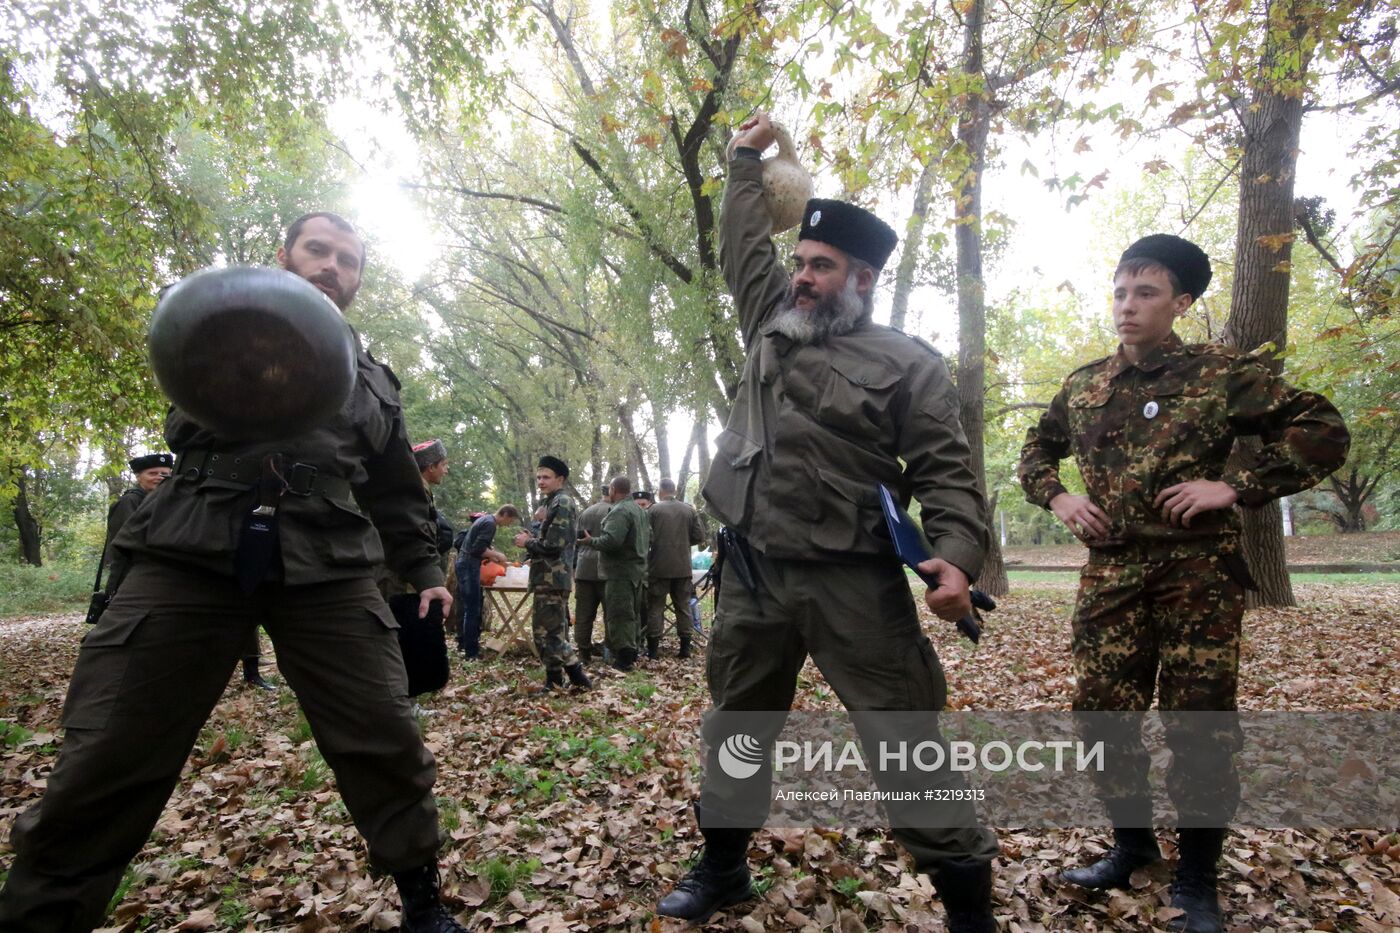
left=514, top=456, right=589, bottom=692
left=1018, top=234, right=1349, bottom=933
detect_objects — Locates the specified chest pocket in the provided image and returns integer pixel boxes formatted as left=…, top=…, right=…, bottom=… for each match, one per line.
left=1068, top=381, right=1116, bottom=451
left=817, top=356, right=901, bottom=441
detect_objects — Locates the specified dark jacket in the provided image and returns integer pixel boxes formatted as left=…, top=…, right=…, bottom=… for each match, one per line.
left=114, top=338, right=444, bottom=591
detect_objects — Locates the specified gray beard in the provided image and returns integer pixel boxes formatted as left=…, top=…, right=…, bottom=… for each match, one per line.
left=770, top=276, right=866, bottom=345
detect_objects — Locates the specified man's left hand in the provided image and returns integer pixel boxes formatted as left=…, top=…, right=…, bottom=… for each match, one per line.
left=513, top=532, right=532, bottom=548
left=1153, top=480, right=1239, bottom=527
left=419, top=586, right=453, bottom=619
left=917, top=558, right=972, bottom=622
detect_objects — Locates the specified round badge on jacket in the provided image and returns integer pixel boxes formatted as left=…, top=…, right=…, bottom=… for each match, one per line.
left=1143, top=401, right=1160, bottom=419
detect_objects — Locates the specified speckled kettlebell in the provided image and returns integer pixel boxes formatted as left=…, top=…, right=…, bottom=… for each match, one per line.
left=728, top=122, right=813, bottom=233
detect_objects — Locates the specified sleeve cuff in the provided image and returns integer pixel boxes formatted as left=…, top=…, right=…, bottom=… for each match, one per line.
left=732, top=146, right=763, bottom=162
left=1032, top=482, right=1069, bottom=510
left=929, top=537, right=985, bottom=584
left=404, top=565, right=445, bottom=593
left=1224, top=472, right=1271, bottom=508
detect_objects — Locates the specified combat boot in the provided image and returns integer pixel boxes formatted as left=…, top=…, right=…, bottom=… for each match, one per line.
left=393, top=863, right=467, bottom=932
left=564, top=662, right=591, bottom=690
left=613, top=648, right=636, bottom=672
left=1060, top=827, right=1160, bottom=889
left=656, top=826, right=754, bottom=922
left=930, top=857, right=995, bottom=933
left=1167, top=828, right=1226, bottom=932
left=577, top=643, right=592, bottom=664
left=528, top=668, right=565, bottom=695
left=646, top=636, right=661, bottom=660
left=243, top=658, right=275, bottom=691
left=678, top=636, right=692, bottom=659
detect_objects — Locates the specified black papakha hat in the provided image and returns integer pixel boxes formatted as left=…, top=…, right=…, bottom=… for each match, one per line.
left=537, top=455, right=569, bottom=478
left=632, top=490, right=654, bottom=502
left=1119, top=234, right=1213, bottom=300
left=798, top=199, right=899, bottom=272
left=129, top=453, right=173, bottom=473
left=412, top=439, right=447, bottom=471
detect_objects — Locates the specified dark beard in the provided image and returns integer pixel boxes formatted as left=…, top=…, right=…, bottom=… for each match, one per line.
left=770, top=276, right=866, bottom=345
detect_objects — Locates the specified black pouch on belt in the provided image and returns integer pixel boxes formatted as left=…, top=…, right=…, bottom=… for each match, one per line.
left=235, top=454, right=287, bottom=593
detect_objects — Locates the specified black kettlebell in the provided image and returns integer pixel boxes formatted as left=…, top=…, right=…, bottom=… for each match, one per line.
left=149, top=266, right=357, bottom=440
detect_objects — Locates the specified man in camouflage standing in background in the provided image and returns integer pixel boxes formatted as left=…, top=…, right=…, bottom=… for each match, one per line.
left=514, top=456, right=590, bottom=693
left=579, top=475, right=650, bottom=672
left=572, top=486, right=612, bottom=663
left=1018, top=233, right=1349, bottom=933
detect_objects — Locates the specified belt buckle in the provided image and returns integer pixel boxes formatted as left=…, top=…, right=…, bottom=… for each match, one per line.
left=286, top=462, right=317, bottom=496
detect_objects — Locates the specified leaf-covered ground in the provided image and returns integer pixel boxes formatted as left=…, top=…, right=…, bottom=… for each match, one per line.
left=1004, top=532, right=1400, bottom=568
left=1, top=581, right=1397, bottom=931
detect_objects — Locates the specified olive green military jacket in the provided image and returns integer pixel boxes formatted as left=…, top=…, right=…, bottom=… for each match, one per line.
left=573, top=500, right=612, bottom=583
left=103, top=487, right=146, bottom=568
left=588, top=497, right=650, bottom=583
left=646, top=498, right=706, bottom=579
left=114, top=338, right=445, bottom=592
left=1018, top=334, right=1349, bottom=559
left=701, top=156, right=988, bottom=580
left=524, top=489, right=576, bottom=592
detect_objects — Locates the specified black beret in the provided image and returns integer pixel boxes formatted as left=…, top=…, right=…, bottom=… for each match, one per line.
left=1119, top=234, right=1212, bottom=300
left=537, top=455, right=569, bottom=478
left=632, top=490, right=654, bottom=502
left=129, top=453, right=173, bottom=473
left=798, top=199, right=899, bottom=272
left=412, top=439, right=447, bottom=471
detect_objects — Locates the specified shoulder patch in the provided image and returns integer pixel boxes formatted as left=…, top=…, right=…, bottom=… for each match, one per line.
left=906, top=333, right=946, bottom=361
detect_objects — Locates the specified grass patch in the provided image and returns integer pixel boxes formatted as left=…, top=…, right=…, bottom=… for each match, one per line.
left=0, top=721, right=34, bottom=747
left=106, top=865, right=139, bottom=916
left=0, top=561, right=93, bottom=618
left=833, top=876, right=863, bottom=899
left=475, top=856, right=542, bottom=902
left=298, top=748, right=330, bottom=791
left=287, top=715, right=314, bottom=745
left=216, top=882, right=250, bottom=928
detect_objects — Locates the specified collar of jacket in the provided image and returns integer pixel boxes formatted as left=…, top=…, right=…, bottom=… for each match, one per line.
left=757, top=313, right=876, bottom=353
left=1108, top=331, right=1187, bottom=379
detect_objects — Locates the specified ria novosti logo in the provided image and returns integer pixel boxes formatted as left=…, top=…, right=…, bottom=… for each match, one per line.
left=718, top=733, right=765, bottom=779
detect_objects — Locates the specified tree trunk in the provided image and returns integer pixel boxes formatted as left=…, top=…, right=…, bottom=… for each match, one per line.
left=13, top=469, right=42, bottom=566
left=953, top=0, right=1008, bottom=598
left=1221, top=6, right=1313, bottom=608
left=888, top=160, right=939, bottom=333
left=676, top=417, right=706, bottom=503
left=655, top=416, right=671, bottom=484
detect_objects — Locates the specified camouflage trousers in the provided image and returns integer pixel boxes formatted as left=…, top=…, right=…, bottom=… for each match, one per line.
left=646, top=576, right=693, bottom=642
left=531, top=588, right=578, bottom=674
left=604, top=578, right=643, bottom=654
left=1072, top=553, right=1247, bottom=826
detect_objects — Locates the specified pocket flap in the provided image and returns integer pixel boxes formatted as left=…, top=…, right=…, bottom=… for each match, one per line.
left=1070, top=383, right=1115, bottom=408
left=83, top=604, right=150, bottom=647
left=816, top=469, right=878, bottom=507
left=829, top=355, right=901, bottom=390
left=715, top=429, right=762, bottom=470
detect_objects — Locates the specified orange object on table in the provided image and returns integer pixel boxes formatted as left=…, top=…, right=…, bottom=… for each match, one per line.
left=480, top=561, right=507, bottom=586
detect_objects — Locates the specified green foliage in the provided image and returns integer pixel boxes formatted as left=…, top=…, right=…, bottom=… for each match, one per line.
left=474, top=855, right=541, bottom=902
left=0, top=560, right=91, bottom=617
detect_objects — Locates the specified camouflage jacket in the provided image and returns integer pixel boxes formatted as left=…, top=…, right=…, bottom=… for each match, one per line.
left=1018, top=334, right=1349, bottom=559
left=701, top=156, right=987, bottom=579
left=524, top=489, right=576, bottom=592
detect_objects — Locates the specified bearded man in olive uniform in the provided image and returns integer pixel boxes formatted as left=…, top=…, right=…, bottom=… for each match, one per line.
left=655, top=113, right=998, bottom=932
left=0, top=212, right=466, bottom=933
left=513, top=456, right=590, bottom=692
left=1018, top=234, right=1349, bottom=933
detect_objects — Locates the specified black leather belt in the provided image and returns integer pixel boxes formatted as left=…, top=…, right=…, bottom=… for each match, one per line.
left=175, top=450, right=352, bottom=501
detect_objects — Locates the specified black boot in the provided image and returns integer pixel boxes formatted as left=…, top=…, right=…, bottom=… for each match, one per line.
left=393, top=863, right=467, bottom=932
left=243, top=658, right=275, bottom=691
left=656, top=827, right=755, bottom=922
left=678, top=637, right=692, bottom=659
left=930, top=857, right=995, bottom=933
left=646, top=636, right=661, bottom=660
left=564, top=662, right=591, bottom=690
left=528, top=668, right=565, bottom=695
left=1168, top=828, right=1226, bottom=932
left=1060, top=827, right=1161, bottom=889
left=613, top=648, right=636, bottom=672
left=578, top=643, right=592, bottom=664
